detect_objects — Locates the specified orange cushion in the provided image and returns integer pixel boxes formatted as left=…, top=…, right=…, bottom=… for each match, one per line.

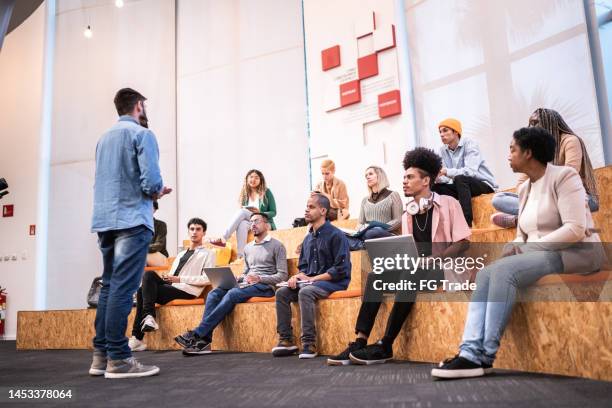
left=144, top=265, right=171, bottom=272
left=246, top=296, right=275, bottom=303
left=328, top=289, right=362, bottom=299
left=245, top=289, right=362, bottom=303
left=161, top=289, right=363, bottom=306
left=535, top=270, right=611, bottom=286
left=163, top=298, right=204, bottom=306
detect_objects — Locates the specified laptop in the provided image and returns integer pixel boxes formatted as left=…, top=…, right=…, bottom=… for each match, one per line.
left=203, top=267, right=239, bottom=290
left=364, top=234, right=420, bottom=274
left=365, top=234, right=418, bottom=260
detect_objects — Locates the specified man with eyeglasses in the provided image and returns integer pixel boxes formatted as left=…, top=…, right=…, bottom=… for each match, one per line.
left=174, top=212, right=288, bottom=355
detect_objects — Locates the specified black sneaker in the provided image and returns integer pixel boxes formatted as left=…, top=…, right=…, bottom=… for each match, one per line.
left=271, top=339, right=298, bottom=357
left=349, top=340, right=392, bottom=365
left=482, top=362, right=493, bottom=374
left=183, top=338, right=212, bottom=356
left=431, top=355, right=485, bottom=379
left=174, top=330, right=197, bottom=349
left=298, top=344, right=318, bottom=359
left=327, top=341, right=365, bottom=366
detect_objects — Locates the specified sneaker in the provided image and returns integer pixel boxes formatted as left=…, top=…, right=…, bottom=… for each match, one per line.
left=490, top=213, right=517, bottom=229
left=174, top=330, right=197, bottom=349
left=209, top=238, right=226, bottom=248
left=104, top=357, right=160, bottom=379
left=327, top=341, right=365, bottom=366
left=431, top=355, right=485, bottom=379
left=88, top=349, right=107, bottom=376
left=482, top=362, right=493, bottom=374
left=183, top=338, right=212, bottom=356
left=141, top=315, right=159, bottom=332
left=299, top=344, right=318, bottom=359
left=128, top=336, right=147, bottom=352
left=349, top=340, right=392, bottom=365
left=271, top=339, right=298, bottom=357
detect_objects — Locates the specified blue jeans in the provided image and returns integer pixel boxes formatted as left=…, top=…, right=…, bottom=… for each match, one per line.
left=491, top=192, right=519, bottom=216
left=493, top=191, right=598, bottom=214
left=459, top=251, right=563, bottom=366
left=94, top=225, right=153, bottom=360
left=347, top=226, right=393, bottom=251
left=194, top=283, right=274, bottom=339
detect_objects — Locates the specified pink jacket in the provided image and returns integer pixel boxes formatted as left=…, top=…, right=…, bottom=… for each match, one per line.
left=401, top=192, right=471, bottom=254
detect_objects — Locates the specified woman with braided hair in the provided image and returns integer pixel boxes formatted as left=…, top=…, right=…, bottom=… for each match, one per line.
left=491, top=108, right=599, bottom=228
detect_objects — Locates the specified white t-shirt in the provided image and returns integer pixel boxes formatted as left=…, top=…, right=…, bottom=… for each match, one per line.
left=519, top=178, right=544, bottom=242
left=247, top=196, right=260, bottom=209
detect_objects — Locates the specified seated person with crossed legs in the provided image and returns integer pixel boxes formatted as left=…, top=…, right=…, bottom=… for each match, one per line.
left=175, top=212, right=288, bottom=355
left=129, top=218, right=215, bottom=352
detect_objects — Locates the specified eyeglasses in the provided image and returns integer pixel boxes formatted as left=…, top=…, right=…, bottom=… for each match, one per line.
left=249, top=219, right=265, bottom=226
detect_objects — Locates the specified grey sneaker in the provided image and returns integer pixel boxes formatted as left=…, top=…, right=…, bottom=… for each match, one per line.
left=104, top=357, right=160, bottom=379
left=89, top=349, right=107, bottom=376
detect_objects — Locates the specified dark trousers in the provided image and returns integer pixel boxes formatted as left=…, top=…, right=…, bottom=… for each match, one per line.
left=94, top=225, right=152, bottom=360
left=132, top=271, right=195, bottom=340
left=355, top=270, right=419, bottom=345
left=431, top=175, right=493, bottom=226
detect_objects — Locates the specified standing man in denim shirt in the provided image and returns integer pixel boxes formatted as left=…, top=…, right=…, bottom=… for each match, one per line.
left=432, top=118, right=497, bottom=226
left=89, top=88, right=172, bottom=379
left=272, top=194, right=351, bottom=359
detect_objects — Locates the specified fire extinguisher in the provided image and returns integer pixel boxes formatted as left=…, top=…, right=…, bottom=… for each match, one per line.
left=0, top=287, right=6, bottom=337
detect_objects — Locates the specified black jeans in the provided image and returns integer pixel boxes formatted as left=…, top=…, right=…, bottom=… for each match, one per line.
left=431, top=175, right=493, bottom=226
left=132, top=271, right=195, bottom=340
left=355, top=270, right=420, bottom=345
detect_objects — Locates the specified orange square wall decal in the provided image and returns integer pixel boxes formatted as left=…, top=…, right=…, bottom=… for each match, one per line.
left=321, top=45, right=341, bottom=71
left=340, top=80, right=361, bottom=106
left=358, top=53, right=378, bottom=80
left=378, top=90, right=402, bottom=118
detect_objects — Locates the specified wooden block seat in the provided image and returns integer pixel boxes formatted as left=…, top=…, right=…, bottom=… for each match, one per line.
left=535, top=269, right=611, bottom=286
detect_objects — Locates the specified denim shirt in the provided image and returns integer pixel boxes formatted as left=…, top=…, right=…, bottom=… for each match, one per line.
left=298, top=221, right=351, bottom=292
left=91, top=116, right=163, bottom=233
left=438, top=137, right=498, bottom=189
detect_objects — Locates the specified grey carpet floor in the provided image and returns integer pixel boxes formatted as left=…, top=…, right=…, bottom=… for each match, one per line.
left=1, top=341, right=610, bottom=408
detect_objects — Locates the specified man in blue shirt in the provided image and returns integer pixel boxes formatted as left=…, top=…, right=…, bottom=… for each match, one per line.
left=432, top=118, right=497, bottom=226
left=89, top=88, right=172, bottom=379
left=272, top=194, right=351, bottom=359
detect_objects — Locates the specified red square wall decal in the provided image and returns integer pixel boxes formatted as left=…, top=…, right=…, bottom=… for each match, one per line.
left=358, top=53, right=378, bottom=80
left=321, top=45, right=341, bottom=71
left=3, top=204, right=14, bottom=217
left=378, top=90, right=402, bottom=118
left=340, top=80, right=361, bottom=106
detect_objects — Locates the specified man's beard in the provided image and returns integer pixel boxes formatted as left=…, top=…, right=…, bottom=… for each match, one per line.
left=139, top=110, right=149, bottom=128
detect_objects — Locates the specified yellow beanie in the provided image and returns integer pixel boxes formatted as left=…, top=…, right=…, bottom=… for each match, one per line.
left=438, top=118, right=462, bottom=136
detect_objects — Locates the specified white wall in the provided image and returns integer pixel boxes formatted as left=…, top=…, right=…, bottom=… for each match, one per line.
left=46, top=0, right=176, bottom=310
left=176, top=0, right=309, bottom=237
left=405, top=0, right=605, bottom=189
left=303, top=0, right=414, bottom=218
left=0, top=3, right=46, bottom=339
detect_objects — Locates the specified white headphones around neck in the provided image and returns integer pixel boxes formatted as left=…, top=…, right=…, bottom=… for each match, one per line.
left=405, top=195, right=433, bottom=215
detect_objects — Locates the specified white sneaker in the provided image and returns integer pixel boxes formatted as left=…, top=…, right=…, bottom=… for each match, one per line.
left=128, top=336, right=147, bottom=352
left=141, top=314, right=159, bottom=332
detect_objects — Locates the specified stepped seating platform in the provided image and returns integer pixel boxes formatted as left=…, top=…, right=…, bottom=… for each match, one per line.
left=16, top=166, right=612, bottom=382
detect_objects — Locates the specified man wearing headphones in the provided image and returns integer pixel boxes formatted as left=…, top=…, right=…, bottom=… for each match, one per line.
left=327, top=148, right=471, bottom=366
